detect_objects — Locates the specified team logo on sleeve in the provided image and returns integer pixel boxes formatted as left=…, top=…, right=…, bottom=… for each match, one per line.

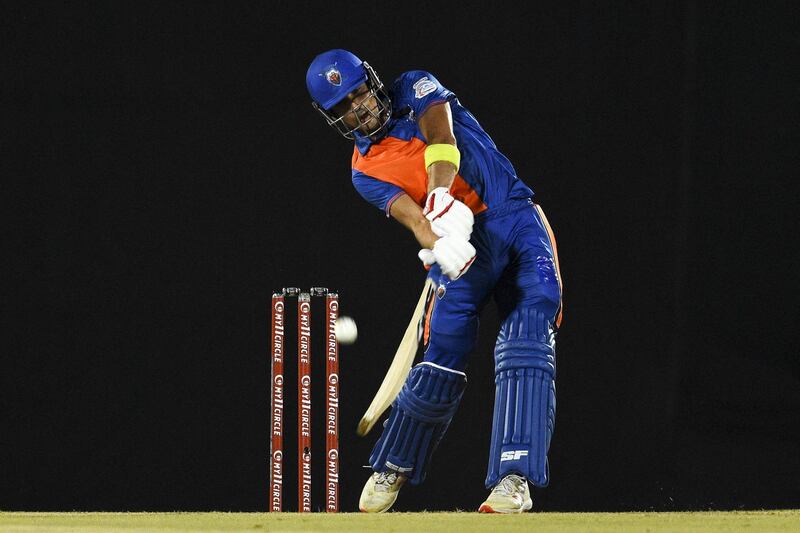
left=324, top=67, right=342, bottom=86
left=413, top=77, right=437, bottom=99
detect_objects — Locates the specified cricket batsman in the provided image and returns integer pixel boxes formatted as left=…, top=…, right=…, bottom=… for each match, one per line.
left=306, top=49, right=563, bottom=513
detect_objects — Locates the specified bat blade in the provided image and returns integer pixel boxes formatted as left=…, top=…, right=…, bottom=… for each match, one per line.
left=356, top=277, right=433, bottom=437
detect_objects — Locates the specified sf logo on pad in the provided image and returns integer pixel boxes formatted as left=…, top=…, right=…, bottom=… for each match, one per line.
left=500, top=450, right=529, bottom=462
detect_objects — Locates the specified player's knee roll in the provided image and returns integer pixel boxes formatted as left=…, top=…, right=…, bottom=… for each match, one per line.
left=494, top=307, right=556, bottom=376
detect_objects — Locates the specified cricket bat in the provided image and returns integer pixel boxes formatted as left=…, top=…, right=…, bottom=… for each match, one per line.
left=356, top=277, right=434, bottom=437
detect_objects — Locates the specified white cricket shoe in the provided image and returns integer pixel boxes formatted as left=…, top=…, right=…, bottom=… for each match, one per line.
left=478, top=474, right=533, bottom=513
left=359, top=470, right=407, bottom=513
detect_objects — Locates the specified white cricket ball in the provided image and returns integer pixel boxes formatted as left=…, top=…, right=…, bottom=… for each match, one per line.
left=334, top=316, right=358, bottom=345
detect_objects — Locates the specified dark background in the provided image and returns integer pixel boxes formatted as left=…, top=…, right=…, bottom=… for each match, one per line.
left=3, top=2, right=798, bottom=512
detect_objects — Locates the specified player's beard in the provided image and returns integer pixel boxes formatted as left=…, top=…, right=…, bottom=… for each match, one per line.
left=358, top=115, right=378, bottom=133
left=358, top=107, right=390, bottom=139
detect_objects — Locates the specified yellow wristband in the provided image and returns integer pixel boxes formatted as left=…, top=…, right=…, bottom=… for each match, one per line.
left=424, top=143, right=460, bottom=172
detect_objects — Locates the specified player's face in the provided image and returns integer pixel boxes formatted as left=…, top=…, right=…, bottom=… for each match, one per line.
left=331, top=83, right=382, bottom=134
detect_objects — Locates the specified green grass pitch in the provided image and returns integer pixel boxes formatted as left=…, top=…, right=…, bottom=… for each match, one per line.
left=0, top=511, right=798, bottom=532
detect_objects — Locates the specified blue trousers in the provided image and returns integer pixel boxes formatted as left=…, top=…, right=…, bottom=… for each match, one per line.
left=423, top=198, right=562, bottom=371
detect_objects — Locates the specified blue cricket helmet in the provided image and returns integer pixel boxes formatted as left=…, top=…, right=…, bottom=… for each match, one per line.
left=306, top=49, right=367, bottom=111
left=306, top=49, right=392, bottom=140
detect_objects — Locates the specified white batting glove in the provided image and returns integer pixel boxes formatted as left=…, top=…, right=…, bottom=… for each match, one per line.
left=417, top=248, right=436, bottom=270
left=423, top=187, right=474, bottom=239
left=418, top=236, right=476, bottom=281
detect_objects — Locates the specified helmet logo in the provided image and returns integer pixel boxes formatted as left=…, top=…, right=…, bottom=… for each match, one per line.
left=325, top=67, right=342, bottom=86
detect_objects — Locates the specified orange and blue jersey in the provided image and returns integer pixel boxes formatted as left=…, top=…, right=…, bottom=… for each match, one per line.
left=351, top=70, right=534, bottom=216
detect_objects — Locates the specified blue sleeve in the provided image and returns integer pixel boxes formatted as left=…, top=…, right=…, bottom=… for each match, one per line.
left=392, top=70, right=456, bottom=121
left=352, top=171, right=405, bottom=217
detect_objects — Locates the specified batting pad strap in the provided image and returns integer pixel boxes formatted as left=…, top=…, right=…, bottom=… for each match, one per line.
left=417, top=361, right=466, bottom=377
left=369, top=363, right=466, bottom=485
left=424, top=143, right=460, bottom=171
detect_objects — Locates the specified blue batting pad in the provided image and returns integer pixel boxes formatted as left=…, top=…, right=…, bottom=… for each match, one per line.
left=486, top=306, right=556, bottom=488
left=369, top=362, right=467, bottom=485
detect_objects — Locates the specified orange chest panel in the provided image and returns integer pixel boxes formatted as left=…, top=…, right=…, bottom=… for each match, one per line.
left=352, top=136, right=487, bottom=214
